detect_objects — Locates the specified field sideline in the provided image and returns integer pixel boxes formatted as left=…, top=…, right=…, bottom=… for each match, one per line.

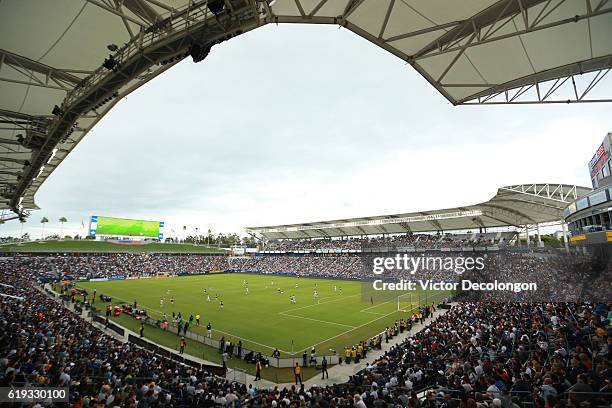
left=78, top=273, right=449, bottom=357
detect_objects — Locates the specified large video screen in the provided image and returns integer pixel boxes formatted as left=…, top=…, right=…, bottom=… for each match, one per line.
left=90, top=216, right=162, bottom=238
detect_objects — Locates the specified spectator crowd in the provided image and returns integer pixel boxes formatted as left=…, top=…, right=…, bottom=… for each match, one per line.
left=262, top=232, right=518, bottom=252
left=0, top=250, right=609, bottom=407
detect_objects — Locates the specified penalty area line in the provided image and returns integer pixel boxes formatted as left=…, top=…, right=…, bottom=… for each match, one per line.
left=280, top=293, right=360, bottom=313
left=359, top=298, right=395, bottom=313
left=278, top=311, right=356, bottom=329
left=360, top=310, right=387, bottom=316
left=306, top=305, right=420, bottom=351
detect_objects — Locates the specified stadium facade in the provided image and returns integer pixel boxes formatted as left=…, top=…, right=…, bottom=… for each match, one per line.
left=565, top=131, right=612, bottom=249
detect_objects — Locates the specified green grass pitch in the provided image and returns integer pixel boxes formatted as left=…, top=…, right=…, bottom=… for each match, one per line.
left=79, top=273, right=449, bottom=357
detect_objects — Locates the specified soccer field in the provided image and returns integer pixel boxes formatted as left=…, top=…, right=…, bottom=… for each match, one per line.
left=79, top=273, right=448, bottom=357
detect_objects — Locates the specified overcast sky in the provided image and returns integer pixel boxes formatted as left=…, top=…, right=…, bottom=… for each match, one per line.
left=3, top=24, right=611, bottom=239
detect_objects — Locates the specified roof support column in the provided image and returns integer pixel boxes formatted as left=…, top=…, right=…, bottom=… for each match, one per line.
left=536, top=223, right=542, bottom=247
left=561, top=221, right=569, bottom=253
left=525, top=225, right=530, bottom=247
left=514, top=231, right=519, bottom=246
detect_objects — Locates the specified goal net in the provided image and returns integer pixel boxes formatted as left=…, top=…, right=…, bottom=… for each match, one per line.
left=397, top=293, right=415, bottom=313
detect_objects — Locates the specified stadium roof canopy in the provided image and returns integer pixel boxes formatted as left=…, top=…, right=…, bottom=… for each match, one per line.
left=0, top=1, right=610, bottom=218
left=246, top=184, right=592, bottom=240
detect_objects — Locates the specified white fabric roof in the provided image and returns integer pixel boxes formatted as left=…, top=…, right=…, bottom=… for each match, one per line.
left=0, top=1, right=609, bottom=216
left=246, top=184, right=591, bottom=239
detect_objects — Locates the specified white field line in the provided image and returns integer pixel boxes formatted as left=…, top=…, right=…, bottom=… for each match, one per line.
left=106, top=293, right=294, bottom=354
left=292, top=296, right=436, bottom=348
left=306, top=304, right=420, bottom=350
left=278, top=311, right=356, bottom=328
left=94, top=281, right=447, bottom=356
left=360, top=310, right=387, bottom=316
left=280, top=293, right=360, bottom=313
left=359, top=298, right=394, bottom=313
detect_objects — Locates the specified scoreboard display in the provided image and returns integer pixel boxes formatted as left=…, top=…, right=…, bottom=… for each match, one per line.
left=588, top=133, right=612, bottom=188
left=589, top=143, right=609, bottom=178
left=89, top=216, right=164, bottom=239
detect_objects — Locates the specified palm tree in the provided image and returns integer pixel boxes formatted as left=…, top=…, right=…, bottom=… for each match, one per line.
left=19, top=218, right=26, bottom=240
left=59, top=217, right=67, bottom=238
left=40, top=217, right=49, bottom=240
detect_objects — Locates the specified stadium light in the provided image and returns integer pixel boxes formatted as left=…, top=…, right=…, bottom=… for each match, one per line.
left=189, top=43, right=212, bottom=63
left=102, top=55, right=119, bottom=71
left=51, top=105, right=63, bottom=116
left=207, top=0, right=224, bottom=15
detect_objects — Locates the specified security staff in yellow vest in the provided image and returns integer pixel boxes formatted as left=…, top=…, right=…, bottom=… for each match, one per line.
left=294, top=362, right=302, bottom=385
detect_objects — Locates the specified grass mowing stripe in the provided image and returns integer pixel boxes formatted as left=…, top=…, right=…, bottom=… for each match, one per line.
left=278, top=311, right=356, bottom=328
left=279, top=293, right=360, bottom=313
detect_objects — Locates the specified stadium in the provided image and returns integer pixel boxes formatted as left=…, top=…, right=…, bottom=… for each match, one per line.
left=0, top=1, right=611, bottom=407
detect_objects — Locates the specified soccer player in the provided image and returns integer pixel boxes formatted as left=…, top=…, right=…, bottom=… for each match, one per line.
left=170, top=297, right=174, bottom=305
left=245, top=286, right=249, bottom=295
left=160, top=298, right=164, bottom=308
left=195, top=314, right=200, bottom=325
left=179, top=337, right=187, bottom=354
left=207, top=322, right=212, bottom=338
left=334, top=285, right=337, bottom=292
left=166, top=288, right=170, bottom=295
left=220, top=300, right=224, bottom=310
left=206, top=294, right=211, bottom=302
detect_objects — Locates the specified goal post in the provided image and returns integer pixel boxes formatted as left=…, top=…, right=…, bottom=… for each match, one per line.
left=397, top=292, right=414, bottom=312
